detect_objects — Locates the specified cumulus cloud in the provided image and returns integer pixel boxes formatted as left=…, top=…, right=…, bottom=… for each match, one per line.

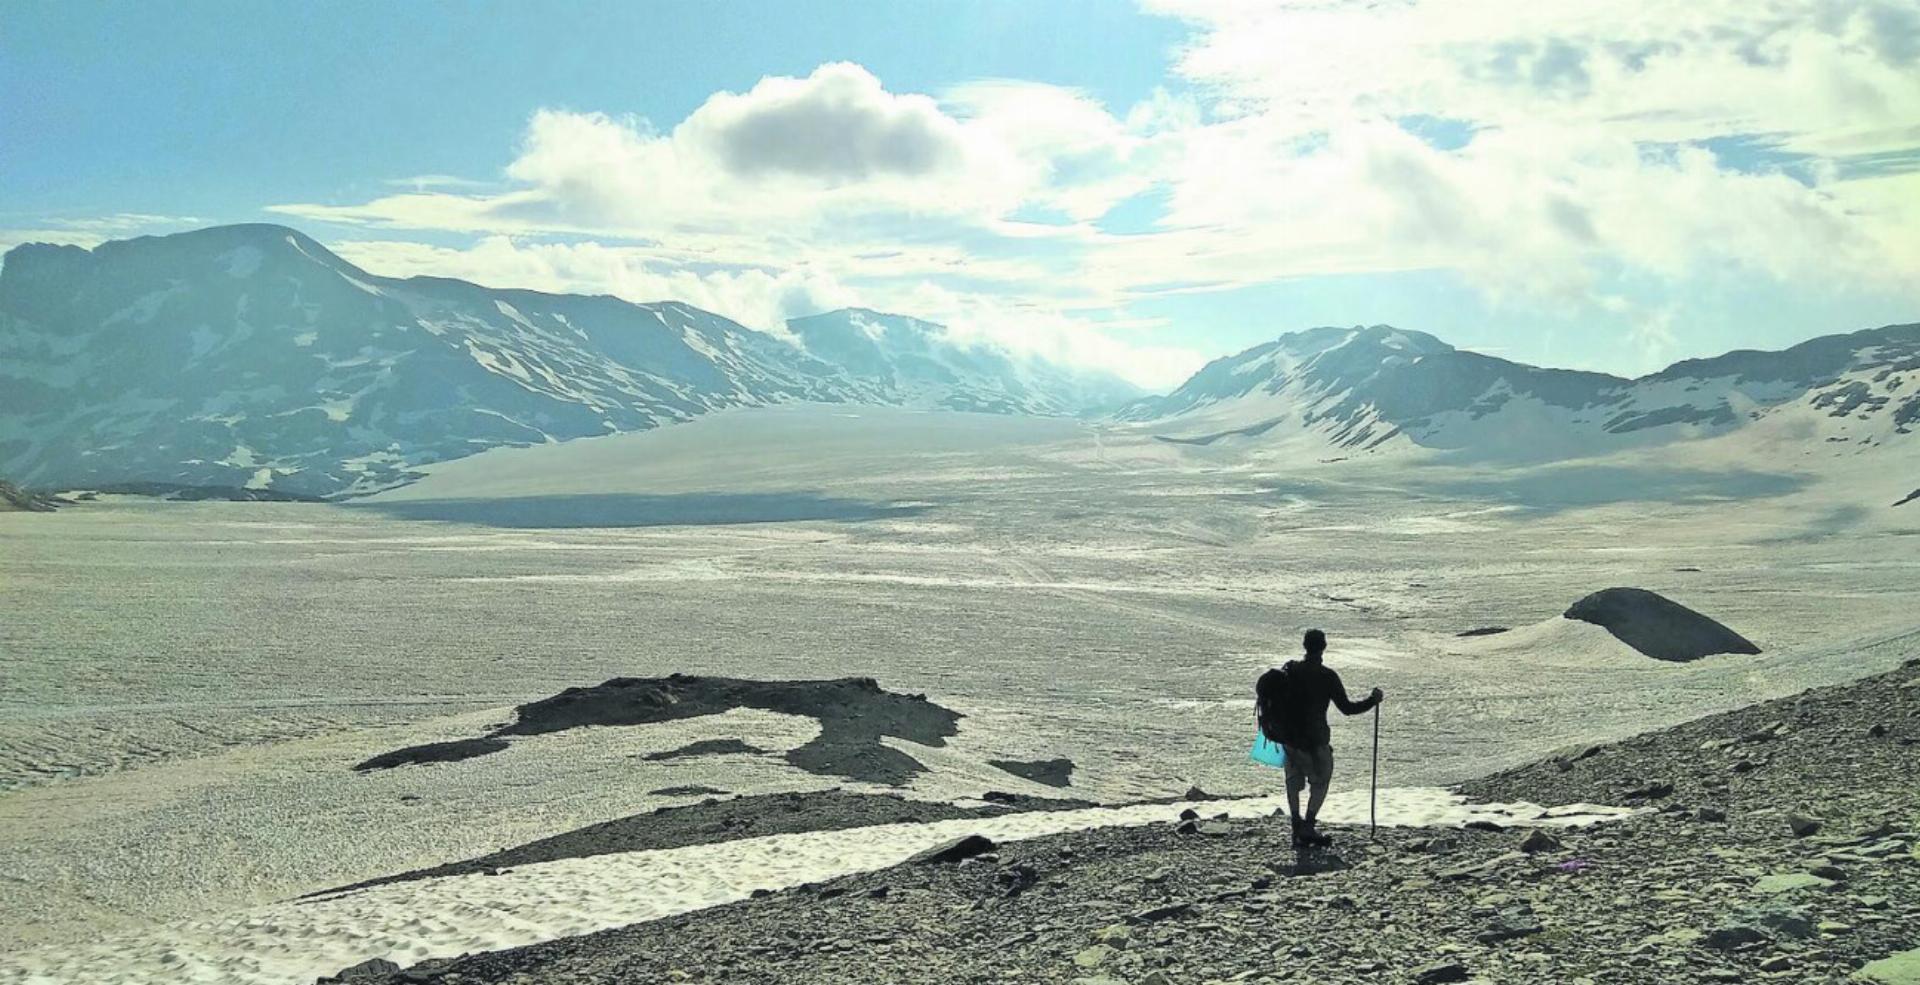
left=684, top=62, right=969, bottom=181
left=269, top=5, right=1920, bottom=383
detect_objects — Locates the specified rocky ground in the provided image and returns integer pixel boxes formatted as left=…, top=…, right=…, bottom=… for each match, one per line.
left=348, top=659, right=1919, bottom=984
left=0, top=478, right=61, bottom=512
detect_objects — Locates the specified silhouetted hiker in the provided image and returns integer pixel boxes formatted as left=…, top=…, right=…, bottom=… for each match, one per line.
left=1256, top=629, right=1383, bottom=847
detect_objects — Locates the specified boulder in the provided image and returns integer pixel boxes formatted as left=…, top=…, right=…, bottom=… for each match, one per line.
left=1857, top=947, right=1920, bottom=984
left=318, top=957, right=401, bottom=982
left=1563, top=588, right=1761, bottom=661
left=1700, top=925, right=1768, bottom=950
left=1414, top=961, right=1471, bottom=983
left=907, top=834, right=996, bottom=865
left=1787, top=814, right=1823, bottom=838
left=1519, top=829, right=1564, bottom=854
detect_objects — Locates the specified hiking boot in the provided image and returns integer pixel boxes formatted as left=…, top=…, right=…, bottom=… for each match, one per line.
left=1289, top=816, right=1309, bottom=847
left=1303, top=821, right=1333, bottom=847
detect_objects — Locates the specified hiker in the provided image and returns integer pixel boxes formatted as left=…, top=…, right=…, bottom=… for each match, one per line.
left=1256, top=629, right=1383, bottom=847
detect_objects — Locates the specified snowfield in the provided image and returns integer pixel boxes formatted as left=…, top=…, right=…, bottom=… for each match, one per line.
left=3, top=406, right=1917, bottom=980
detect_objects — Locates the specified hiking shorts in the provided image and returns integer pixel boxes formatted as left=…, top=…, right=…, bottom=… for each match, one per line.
left=1283, top=744, right=1333, bottom=793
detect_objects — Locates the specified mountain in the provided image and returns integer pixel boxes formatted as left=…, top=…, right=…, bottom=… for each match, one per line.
left=785, top=309, right=1140, bottom=415
left=1120, top=323, right=1920, bottom=461
left=0, top=224, right=1129, bottom=496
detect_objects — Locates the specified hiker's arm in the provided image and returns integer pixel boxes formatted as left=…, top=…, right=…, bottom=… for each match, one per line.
left=1331, top=673, right=1382, bottom=715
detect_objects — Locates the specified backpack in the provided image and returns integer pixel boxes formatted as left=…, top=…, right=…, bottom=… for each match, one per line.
left=1255, top=664, right=1292, bottom=743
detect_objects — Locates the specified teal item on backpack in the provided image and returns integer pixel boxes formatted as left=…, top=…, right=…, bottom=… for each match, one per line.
left=1250, top=732, right=1288, bottom=769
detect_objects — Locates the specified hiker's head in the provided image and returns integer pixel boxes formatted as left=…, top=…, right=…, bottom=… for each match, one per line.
left=1303, top=629, right=1327, bottom=661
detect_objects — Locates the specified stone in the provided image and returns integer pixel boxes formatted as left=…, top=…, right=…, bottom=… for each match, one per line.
left=1819, top=921, right=1854, bottom=935
left=1194, top=821, right=1235, bottom=837
left=1754, top=872, right=1833, bottom=894
left=1519, top=829, right=1563, bottom=854
left=321, top=958, right=402, bottom=982
left=1696, top=807, right=1728, bottom=823
left=908, top=834, right=997, bottom=865
left=1132, top=902, right=1194, bottom=923
left=1868, top=723, right=1889, bottom=738
left=1857, top=948, right=1920, bottom=985
left=1759, top=955, right=1793, bottom=972
left=1809, top=864, right=1848, bottom=881
left=1073, top=944, right=1117, bottom=969
left=1476, top=917, right=1544, bottom=944
left=1787, top=814, right=1823, bottom=838
left=1744, top=905, right=1814, bottom=939
left=1624, top=780, right=1675, bottom=800
left=1093, top=924, right=1133, bottom=949
left=1465, top=819, right=1506, bottom=832
left=1414, top=961, right=1471, bottom=984
left=1701, top=925, right=1768, bottom=950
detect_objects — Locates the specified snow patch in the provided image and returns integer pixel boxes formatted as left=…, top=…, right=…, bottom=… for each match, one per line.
left=217, top=246, right=263, bottom=279
left=103, top=284, right=189, bottom=326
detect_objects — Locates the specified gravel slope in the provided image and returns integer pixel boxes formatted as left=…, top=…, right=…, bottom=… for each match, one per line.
left=353, top=659, right=1920, bottom=985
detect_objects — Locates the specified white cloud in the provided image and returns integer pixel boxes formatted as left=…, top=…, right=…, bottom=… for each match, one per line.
left=264, top=5, right=1920, bottom=383
left=329, top=237, right=856, bottom=342
left=0, top=213, right=207, bottom=257
left=682, top=62, right=970, bottom=181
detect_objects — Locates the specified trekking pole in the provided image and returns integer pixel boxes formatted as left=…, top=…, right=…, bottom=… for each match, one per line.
left=1370, top=701, right=1380, bottom=839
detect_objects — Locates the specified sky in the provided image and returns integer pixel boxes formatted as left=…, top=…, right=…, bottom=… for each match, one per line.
left=3, top=0, right=1918, bottom=389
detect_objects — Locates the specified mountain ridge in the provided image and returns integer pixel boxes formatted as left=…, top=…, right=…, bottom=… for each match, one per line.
left=1121, top=320, right=1920, bottom=462
left=0, top=223, right=1136, bottom=496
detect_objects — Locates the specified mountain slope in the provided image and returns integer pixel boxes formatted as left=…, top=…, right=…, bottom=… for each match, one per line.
left=785, top=308, right=1140, bottom=415
left=0, top=225, right=1125, bottom=496
left=1121, top=322, right=1920, bottom=462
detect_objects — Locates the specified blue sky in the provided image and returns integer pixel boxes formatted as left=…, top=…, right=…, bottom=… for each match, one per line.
left=4, top=0, right=1917, bottom=387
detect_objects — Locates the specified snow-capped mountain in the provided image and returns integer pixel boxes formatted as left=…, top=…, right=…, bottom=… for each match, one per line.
left=1120, top=323, right=1920, bottom=461
left=785, top=308, right=1140, bottom=415
left=0, top=225, right=1130, bottom=496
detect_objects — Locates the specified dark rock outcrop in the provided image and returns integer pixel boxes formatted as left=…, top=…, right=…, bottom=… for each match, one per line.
left=907, top=834, right=996, bottom=865
left=358, top=676, right=963, bottom=785
left=641, top=739, right=768, bottom=762
left=987, top=757, right=1075, bottom=788
left=1563, top=587, right=1761, bottom=661
left=0, top=479, right=58, bottom=512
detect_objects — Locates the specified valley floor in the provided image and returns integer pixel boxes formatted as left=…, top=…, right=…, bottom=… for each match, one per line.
left=3, top=407, right=1918, bottom=981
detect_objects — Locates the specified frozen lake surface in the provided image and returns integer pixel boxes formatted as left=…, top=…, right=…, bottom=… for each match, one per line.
left=4, top=406, right=1917, bottom=965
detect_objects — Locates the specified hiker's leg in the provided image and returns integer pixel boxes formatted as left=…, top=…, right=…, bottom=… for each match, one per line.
left=1303, top=746, right=1335, bottom=823
left=1283, top=746, right=1307, bottom=821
